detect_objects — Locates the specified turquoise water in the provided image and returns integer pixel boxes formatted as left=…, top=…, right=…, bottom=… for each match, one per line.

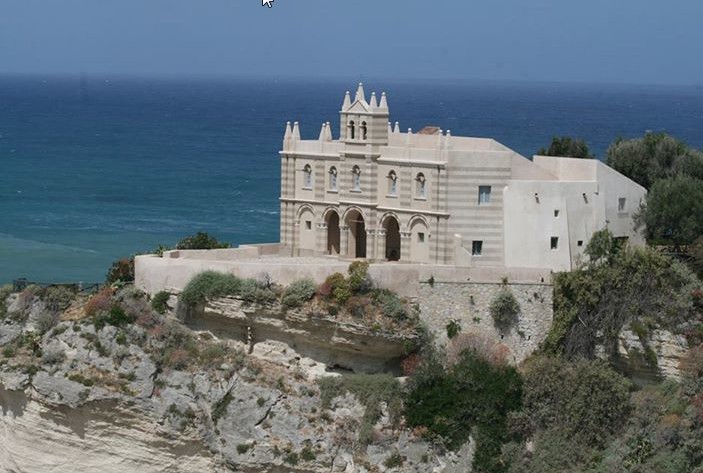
left=1, top=76, right=702, bottom=283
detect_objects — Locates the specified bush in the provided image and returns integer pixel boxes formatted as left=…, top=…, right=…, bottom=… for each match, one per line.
left=323, top=273, right=351, bottom=303
left=35, top=312, right=59, bottom=334
left=373, top=289, right=408, bottom=320
left=348, top=261, right=373, bottom=294
left=94, top=304, right=136, bottom=330
left=281, top=279, right=316, bottom=308
left=179, top=271, right=243, bottom=308
left=0, top=284, right=13, bottom=319
left=319, top=374, right=402, bottom=445
left=41, top=346, right=65, bottom=365
left=490, top=287, right=520, bottom=333
left=43, top=286, right=76, bottom=313
left=176, top=232, right=230, bottom=250
left=405, top=350, right=523, bottom=473
left=106, top=258, right=135, bottom=284
left=446, top=319, right=461, bottom=339
left=446, top=332, right=511, bottom=367
left=383, top=451, right=404, bottom=468
left=151, top=291, right=171, bottom=314
left=85, top=287, right=114, bottom=317
left=239, top=278, right=276, bottom=305
left=520, top=355, right=631, bottom=447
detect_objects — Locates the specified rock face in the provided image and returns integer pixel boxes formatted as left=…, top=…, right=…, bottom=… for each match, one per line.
left=0, top=291, right=470, bottom=473
left=614, top=327, right=690, bottom=382
left=192, top=297, right=418, bottom=374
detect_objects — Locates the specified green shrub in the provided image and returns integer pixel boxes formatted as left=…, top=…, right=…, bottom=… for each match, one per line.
left=490, top=287, right=520, bottom=333
left=284, top=452, right=299, bottom=465
left=43, top=286, right=76, bottom=313
left=405, top=350, right=522, bottom=473
left=176, top=232, right=230, bottom=250
left=281, top=279, right=316, bottom=308
left=446, top=319, right=461, bottom=339
left=151, top=291, right=171, bottom=314
left=323, top=273, right=352, bottom=303
left=2, top=346, right=15, bottom=358
left=94, top=304, right=136, bottom=330
left=239, top=278, right=276, bottom=305
left=236, top=443, right=252, bottom=454
left=211, top=391, right=233, bottom=423
left=35, top=312, right=59, bottom=334
left=179, top=271, right=243, bottom=308
left=300, top=446, right=316, bottom=462
left=348, top=261, right=373, bottom=294
left=373, top=289, right=408, bottom=320
left=383, top=451, right=404, bottom=468
left=319, top=373, right=402, bottom=445
left=520, top=355, right=631, bottom=447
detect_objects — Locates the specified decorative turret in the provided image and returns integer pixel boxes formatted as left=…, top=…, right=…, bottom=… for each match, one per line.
left=292, top=121, right=301, bottom=140
left=339, top=83, right=390, bottom=145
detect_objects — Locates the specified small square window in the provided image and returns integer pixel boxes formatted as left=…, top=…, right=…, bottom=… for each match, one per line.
left=418, top=232, right=425, bottom=243
left=478, top=186, right=492, bottom=205
left=618, top=197, right=627, bottom=212
left=305, top=221, right=312, bottom=230
left=554, top=210, right=560, bottom=217
left=472, top=240, right=483, bottom=256
left=550, top=237, right=559, bottom=250
left=577, top=240, right=584, bottom=247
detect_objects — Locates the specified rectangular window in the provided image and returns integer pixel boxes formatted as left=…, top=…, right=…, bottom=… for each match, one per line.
left=554, top=209, right=560, bottom=217
left=472, top=240, right=483, bottom=256
left=305, top=221, right=312, bottom=230
left=478, top=186, right=492, bottom=205
left=418, top=232, right=425, bottom=243
left=618, top=197, right=627, bottom=212
left=550, top=237, right=559, bottom=250
left=577, top=240, right=584, bottom=247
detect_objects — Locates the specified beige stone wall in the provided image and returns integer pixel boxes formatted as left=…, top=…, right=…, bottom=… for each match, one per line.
left=417, top=281, right=554, bottom=363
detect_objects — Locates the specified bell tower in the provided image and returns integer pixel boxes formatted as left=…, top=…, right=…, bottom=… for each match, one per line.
left=339, top=83, right=389, bottom=146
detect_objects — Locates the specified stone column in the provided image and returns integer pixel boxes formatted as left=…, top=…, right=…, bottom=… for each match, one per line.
left=316, top=222, right=327, bottom=255
left=366, top=229, right=376, bottom=261
left=400, top=231, right=412, bottom=262
left=376, top=229, right=387, bottom=262
left=340, top=226, right=350, bottom=258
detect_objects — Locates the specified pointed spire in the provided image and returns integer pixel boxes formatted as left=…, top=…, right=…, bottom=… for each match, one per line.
left=369, top=92, right=378, bottom=109
left=342, top=91, right=351, bottom=111
left=406, top=128, right=413, bottom=145
left=325, top=121, right=333, bottom=141
left=284, top=121, right=292, bottom=140
left=319, top=123, right=327, bottom=141
left=292, top=121, right=301, bottom=140
left=379, top=92, right=388, bottom=110
left=393, top=122, right=400, bottom=134
left=355, top=82, right=366, bottom=103
left=388, top=122, right=393, bottom=135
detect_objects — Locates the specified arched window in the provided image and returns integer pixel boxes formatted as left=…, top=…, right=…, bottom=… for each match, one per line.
left=352, top=165, right=361, bottom=192
left=303, top=164, right=312, bottom=189
left=415, top=173, right=426, bottom=198
left=328, top=166, right=338, bottom=191
left=348, top=120, right=355, bottom=140
left=361, top=121, right=368, bottom=140
left=387, top=170, right=398, bottom=196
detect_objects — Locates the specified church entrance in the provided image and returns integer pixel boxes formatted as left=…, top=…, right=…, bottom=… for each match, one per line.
left=346, top=210, right=366, bottom=258
left=326, top=211, right=340, bottom=255
left=384, top=217, right=401, bottom=261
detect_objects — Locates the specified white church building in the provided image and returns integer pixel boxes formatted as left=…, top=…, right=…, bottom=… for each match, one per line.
left=278, top=83, right=646, bottom=271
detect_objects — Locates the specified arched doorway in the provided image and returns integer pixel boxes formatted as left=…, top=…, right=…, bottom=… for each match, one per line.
left=297, top=207, right=316, bottom=253
left=326, top=211, right=340, bottom=255
left=384, top=216, right=401, bottom=261
left=345, top=210, right=366, bottom=258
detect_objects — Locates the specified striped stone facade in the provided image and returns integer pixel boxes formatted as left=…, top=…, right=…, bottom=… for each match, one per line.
left=278, top=84, right=646, bottom=270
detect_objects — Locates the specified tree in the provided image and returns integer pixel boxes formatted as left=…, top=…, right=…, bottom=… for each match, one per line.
left=635, top=175, right=703, bottom=248
left=176, top=232, right=230, bottom=250
left=537, top=136, right=594, bottom=159
left=606, top=132, right=703, bottom=189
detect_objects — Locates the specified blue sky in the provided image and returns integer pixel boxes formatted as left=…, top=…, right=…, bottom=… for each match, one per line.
left=1, top=0, right=701, bottom=85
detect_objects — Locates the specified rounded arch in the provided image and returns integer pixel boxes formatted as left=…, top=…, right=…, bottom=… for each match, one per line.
left=361, top=121, right=368, bottom=140
left=328, top=166, right=338, bottom=190
left=382, top=214, right=402, bottom=261
left=302, top=164, right=313, bottom=188
left=344, top=207, right=366, bottom=258
left=324, top=208, right=341, bottom=255
left=341, top=205, right=366, bottom=224
left=415, top=172, right=427, bottom=198
left=387, top=170, right=398, bottom=196
left=379, top=211, right=402, bottom=228
left=406, top=214, right=431, bottom=232
left=295, top=203, right=316, bottom=221
left=348, top=120, right=356, bottom=140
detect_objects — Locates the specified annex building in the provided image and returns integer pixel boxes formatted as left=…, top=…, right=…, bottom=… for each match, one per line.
left=279, top=83, right=646, bottom=271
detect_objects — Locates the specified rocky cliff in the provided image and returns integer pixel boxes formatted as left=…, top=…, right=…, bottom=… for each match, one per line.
left=0, top=286, right=470, bottom=473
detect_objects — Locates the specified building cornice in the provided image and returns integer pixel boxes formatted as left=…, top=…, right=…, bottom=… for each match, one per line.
left=280, top=197, right=450, bottom=218
left=376, top=158, right=447, bottom=168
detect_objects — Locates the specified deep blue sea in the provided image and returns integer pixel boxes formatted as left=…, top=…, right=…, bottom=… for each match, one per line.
left=1, top=75, right=702, bottom=284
